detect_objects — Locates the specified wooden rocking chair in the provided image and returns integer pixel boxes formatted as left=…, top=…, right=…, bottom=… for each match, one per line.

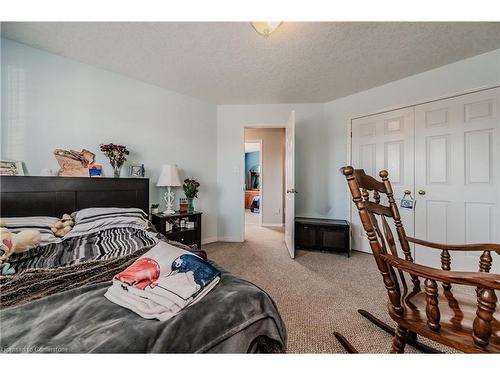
left=338, top=166, right=499, bottom=353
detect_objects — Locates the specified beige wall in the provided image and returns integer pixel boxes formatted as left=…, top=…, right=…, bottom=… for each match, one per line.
left=244, top=127, right=285, bottom=226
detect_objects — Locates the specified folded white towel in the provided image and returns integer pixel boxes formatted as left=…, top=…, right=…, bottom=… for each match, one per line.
left=104, top=241, right=220, bottom=321
left=105, top=284, right=177, bottom=321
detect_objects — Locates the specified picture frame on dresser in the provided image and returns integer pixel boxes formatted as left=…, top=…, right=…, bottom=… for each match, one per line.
left=129, top=164, right=145, bottom=177
left=0, top=160, right=25, bottom=176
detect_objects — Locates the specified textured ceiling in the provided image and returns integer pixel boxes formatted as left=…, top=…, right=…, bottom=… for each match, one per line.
left=2, top=22, right=500, bottom=104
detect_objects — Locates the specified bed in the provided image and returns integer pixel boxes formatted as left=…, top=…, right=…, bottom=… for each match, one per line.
left=0, top=176, right=286, bottom=353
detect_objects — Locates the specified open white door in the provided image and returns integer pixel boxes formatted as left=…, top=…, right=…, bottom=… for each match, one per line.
left=285, top=111, right=296, bottom=258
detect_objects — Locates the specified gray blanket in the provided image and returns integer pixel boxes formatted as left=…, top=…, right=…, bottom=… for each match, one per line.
left=0, top=267, right=287, bottom=353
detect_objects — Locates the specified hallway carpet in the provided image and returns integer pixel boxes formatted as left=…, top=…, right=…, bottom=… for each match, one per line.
left=205, top=219, right=454, bottom=353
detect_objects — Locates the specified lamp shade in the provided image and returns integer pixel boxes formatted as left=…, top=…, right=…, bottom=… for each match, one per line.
left=157, top=164, right=182, bottom=187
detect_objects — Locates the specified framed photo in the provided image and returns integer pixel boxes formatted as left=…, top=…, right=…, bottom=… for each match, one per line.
left=129, top=164, right=145, bottom=178
left=0, top=160, right=25, bottom=176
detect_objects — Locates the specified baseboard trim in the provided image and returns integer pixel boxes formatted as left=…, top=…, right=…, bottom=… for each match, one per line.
left=262, top=223, right=284, bottom=227
left=201, top=237, right=218, bottom=245
left=218, top=236, right=244, bottom=243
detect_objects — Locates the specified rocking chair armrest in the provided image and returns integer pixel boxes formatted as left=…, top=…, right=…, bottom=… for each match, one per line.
left=405, top=236, right=500, bottom=253
left=380, top=254, right=500, bottom=290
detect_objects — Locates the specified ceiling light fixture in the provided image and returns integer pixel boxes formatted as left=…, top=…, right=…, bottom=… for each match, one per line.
left=251, top=22, right=282, bottom=37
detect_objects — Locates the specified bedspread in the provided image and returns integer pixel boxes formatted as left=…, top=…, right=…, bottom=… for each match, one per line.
left=0, top=220, right=287, bottom=353
left=0, top=266, right=286, bottom=353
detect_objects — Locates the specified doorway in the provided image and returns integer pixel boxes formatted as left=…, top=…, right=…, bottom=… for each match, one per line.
left=244, top=140, right=262, bottom=228
left=243, top=127, right=286, bottom=240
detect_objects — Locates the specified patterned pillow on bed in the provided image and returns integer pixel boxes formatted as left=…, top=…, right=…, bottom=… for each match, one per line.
left=0, top=216, right=59, bottom=245
left=66, top=207, right=150, bottom=238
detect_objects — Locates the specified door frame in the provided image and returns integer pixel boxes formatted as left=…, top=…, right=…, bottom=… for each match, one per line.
left=241, top=124, right=285, bottom=241
left=284, top=110, right=296, bottom=258
left=243, top=139, right=263, bottom=227
left=347, top=84, right=500, bottom=250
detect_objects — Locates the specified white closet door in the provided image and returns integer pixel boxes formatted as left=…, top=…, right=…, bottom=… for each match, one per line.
left=351, top=107, right=415, bottom=253
left=414, top=87, right=500, bottom=272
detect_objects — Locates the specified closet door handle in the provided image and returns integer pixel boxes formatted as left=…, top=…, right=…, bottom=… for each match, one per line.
left=418, top=190, right=426, bottom=195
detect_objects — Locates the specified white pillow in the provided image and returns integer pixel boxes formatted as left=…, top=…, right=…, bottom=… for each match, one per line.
left=0, top=216, right=59, bottom=245
left=66, top=207, right=149, bottom=238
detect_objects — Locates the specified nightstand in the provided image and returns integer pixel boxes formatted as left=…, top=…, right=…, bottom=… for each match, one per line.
left=151, top=211, right=202, bottom=249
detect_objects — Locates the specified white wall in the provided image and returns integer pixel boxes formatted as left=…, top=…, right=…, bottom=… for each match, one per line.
left=0, top=39, right=219, bottom=243
left=3, top=38, right=499, bottom=244
left=216, top=49, right=500, bottom=241
left=245, top=127, right=285, bottom=225
left=217, top=103, right=325, bottom=241
left=324, top=48, right=500, bottom=221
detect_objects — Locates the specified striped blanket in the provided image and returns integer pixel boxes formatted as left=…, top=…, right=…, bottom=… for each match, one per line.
left=0, top=207, right=201, bottom=308
left=9, top=227, right=158, bottom=273
left=0, top=207, right=181, bottom=308
left=0, top=243, right=155, bottom=308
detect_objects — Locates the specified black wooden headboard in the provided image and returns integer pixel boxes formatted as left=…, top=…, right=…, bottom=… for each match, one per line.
left=1, top=176, right=149, bottom=217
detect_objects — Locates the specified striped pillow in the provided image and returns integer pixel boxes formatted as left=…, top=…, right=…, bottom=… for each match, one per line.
left=66, top=207, right=149, bottom=238
left=0, top=216, right=59, bottom=245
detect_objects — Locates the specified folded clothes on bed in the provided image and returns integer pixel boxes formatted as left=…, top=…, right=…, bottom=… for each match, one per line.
left=104, top=241, right=220, bottom=321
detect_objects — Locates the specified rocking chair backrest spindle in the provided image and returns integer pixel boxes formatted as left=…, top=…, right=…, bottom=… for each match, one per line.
left=341, top=166, right=419, bottom=317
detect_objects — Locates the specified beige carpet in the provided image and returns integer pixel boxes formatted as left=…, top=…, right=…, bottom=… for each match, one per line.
left=205, top=215, right=455, bottom=353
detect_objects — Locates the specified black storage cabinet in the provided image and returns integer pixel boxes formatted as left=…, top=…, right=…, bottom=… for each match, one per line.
left=295, top=217, right=350, bottom=257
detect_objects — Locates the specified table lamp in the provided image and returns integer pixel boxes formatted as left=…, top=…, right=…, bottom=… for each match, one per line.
left=157, top=164, right=182, bottom=214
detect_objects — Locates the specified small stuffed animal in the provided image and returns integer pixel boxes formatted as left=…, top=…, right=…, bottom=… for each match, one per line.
left=51, top=213, right=75, bottom=237
left=0, top=227, right=42, bottom=263
left=0, top=262, right=16, bottom=276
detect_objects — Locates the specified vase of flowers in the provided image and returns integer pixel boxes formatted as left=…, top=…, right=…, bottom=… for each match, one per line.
left=183, top=178, right=200, bottom=213
left=100, top=143, right=129, bottom=178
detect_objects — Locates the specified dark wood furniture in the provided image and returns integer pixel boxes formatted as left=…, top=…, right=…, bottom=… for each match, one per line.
left=340, top=166, right=500, bottom=353
left=0, top=176, right=149, bottom=217
left=151, top=211, right=202, bottom=249
left=295, top=217, right=350, bottom=257
left=244, top=190, right=259, bottom=209
left=247, top=171, right=260, bottom=190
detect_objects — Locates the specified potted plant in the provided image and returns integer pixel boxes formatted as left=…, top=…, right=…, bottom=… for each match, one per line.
left=100, top=143, right=130, bottom=178
left=183, top=178, right=200, bottom=213
left=151, top=203, right=160, bottom=214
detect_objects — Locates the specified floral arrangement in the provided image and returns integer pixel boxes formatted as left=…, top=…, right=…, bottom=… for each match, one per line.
left=100, top=143, right=129, bottom=167
left=183, top=178, right=200, bottom=199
